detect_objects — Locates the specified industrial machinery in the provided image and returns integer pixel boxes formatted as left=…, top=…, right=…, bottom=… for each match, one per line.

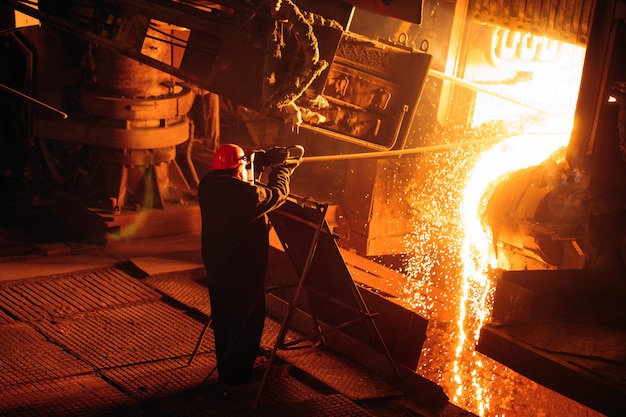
left=482, top=1, right=626, bottom=272
left=0, top=0, right=432, bottom=245
left=2, top=0, right=626, bottom=415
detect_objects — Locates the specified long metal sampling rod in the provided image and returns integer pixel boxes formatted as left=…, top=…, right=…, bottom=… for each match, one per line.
left=302, top=132, right=567, bottom=163
left=302, top=136, right=503, bottom=163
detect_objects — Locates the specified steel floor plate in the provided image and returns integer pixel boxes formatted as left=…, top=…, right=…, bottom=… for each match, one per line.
left=33, top=300, right=212, bottom=368
left=279, top=347, right=403, bottom=401
left=0, top=373, right=133, bottom=417
left=0, top=267, right=160, bottom=322
left=254, top=394, right=377, bottom=417
left=0, top=322, right=93, bottom=387
left=101, top=353, right=218, bottom=401
left=258, top=312, right=404, bottom=402
left=0, top=306, right=15, bottom=324
left=117, top=363, right=329, bottom=417
left=144, top=268, right=212, bottom=316
left=256, top=363, right=327, bottom=407
left=0, top=264, right=438, bottom=417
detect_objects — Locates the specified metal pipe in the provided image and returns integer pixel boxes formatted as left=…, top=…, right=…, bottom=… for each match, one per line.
left=0, top=82, right=68, bottom=119
left=254, top=203, right=329, bottom=410
left=302, top=136, right=505, bottom=162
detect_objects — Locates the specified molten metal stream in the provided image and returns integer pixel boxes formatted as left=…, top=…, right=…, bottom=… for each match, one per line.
left=454, top=133, right=570, bottom=415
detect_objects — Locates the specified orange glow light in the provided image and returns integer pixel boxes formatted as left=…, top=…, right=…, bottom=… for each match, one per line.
left=402, top=26, right=587, bottom=414
left=453, top=133, right=570, bottom=415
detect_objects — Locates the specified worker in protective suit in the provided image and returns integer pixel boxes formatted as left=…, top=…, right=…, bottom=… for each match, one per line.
left=198, top=143, right=299, bottom=392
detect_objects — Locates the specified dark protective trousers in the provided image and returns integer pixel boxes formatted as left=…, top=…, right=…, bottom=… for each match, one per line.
left=208, top=285, right=265, bottom=386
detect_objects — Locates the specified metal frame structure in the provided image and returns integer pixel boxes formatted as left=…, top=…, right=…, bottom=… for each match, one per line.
left=255, top=197, right=402, bottom=408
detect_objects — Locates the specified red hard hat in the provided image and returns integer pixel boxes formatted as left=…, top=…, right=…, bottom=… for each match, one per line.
left=211, top=144, right=246, bottom=170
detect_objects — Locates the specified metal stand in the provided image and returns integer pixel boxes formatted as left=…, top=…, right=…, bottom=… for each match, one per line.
left=253, top=201, right=328, bottom=409
left=252, top=199, right=402, bottom=409
left=187, top=315, right=212, bottom=366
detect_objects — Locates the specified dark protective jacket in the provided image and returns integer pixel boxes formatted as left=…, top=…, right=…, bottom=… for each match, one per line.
left=198, top=167, right=291, bottom=291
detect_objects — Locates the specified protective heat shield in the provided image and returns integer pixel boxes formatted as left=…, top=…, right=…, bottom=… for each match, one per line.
left=267, top=198, right=428, bottom=371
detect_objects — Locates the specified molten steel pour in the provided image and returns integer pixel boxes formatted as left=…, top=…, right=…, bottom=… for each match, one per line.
left=399, top=28, right=587, bottom=413
left=453, top=133, right=570, bottom=415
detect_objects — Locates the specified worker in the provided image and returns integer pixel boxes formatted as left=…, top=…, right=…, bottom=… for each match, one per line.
left=197, top=143, right=299, bottom=394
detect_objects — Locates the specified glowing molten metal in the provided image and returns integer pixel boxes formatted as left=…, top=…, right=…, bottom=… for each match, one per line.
left=454, top=133, right=570, bottom=415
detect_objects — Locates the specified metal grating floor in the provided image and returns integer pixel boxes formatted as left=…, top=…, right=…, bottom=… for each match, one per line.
left=0, top=264, right=435, bottom=417
left=143, top=267, right=393, bottom=404
left=101, top=353, right=218, bottom=401
left=0, top=373, right=134, bottom=417
left=279, top=347, right=404, bottom=401
left=0, top=306, right=15, bottom=324
left=115, top=361, right=331, bottom=417
left=0, top=322, right=93, bottom=387
left=0, top=267, right=160, bottom=322
left=256, top=362, right=327, bottom=406
left=144, top=268, right=212, bottom=316
left=33, top=300, right=212, bottom=368
left=253, top=394, right=378, bottom=417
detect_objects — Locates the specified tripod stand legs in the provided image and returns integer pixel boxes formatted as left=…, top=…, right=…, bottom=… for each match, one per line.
left=187, top=315, right=212, bottom=366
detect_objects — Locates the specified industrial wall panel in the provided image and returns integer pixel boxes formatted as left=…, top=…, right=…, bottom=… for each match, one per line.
left=470, top=0, right=596, bottom=45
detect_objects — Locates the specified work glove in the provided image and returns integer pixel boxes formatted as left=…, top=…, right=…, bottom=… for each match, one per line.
left=265, top=146, right=303, bottom=167
left=265, top=147, right=290, bottom=167
left=282, top=145, right=304, bottom=174
left=252, top=147, right=289, bottom=171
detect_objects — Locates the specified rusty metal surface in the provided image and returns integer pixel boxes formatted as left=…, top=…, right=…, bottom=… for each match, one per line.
left=478, top=324, right=626, bottom=417
left=486, top=320, right=626, bottom=386
left=317, top=32, right=432, bottom=150
left=0, top=307, right=15, bottom=325
left=101, top=354, right=218, bottom=401
left=341, top=157, right=419, bottom=256
left=79, top=86, right=195, bottom=121
left=32, top=116, right=191, bottom=149
left=140, top=266, right=379, bottom=404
